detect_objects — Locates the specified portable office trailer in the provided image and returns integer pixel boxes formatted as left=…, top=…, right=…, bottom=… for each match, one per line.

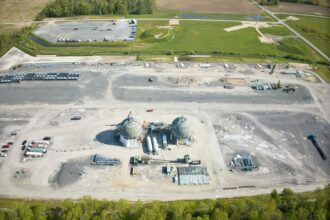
left=28, top=147, right=47, bottom=153
left=24, top=151, right=44, bottom=157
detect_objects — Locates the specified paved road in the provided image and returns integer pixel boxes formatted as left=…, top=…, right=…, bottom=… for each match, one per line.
left=250, top=0, right=330, bottom=62
left=273, top=12, right=330, bottom=19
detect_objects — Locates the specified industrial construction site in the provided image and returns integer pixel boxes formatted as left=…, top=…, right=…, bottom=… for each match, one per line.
left=0, top=47, right=329, bottom=200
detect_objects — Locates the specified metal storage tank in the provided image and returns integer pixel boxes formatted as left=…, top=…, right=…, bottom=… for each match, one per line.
left=119, top=115, right=142, bottom=148
left=152, top=136, right=159, bottom=154
left=146, top=136, right=153, bottom=153
left=171, top=116, right=192, bottom=140
left=119, top=117, right=142, bottom=140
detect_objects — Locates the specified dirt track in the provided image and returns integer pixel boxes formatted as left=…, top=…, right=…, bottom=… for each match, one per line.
left=156, top=0, right=261, bottom=13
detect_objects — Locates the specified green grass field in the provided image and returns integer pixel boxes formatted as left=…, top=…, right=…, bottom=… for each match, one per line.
left=19, top=20, right=324, bottom=64
left=281, top=15, right=330, bottom=57
left=259, top=25, right=293, bottom=36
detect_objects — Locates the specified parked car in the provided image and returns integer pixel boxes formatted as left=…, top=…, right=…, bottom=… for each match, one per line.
left=7, top=142, right=13, bottom=145
left=1, top=149, right=8, bottom=153
left=43, top=137, right=52, bottom=141
left=2, top=144, right=10, bottom=149
left=21, top=145, right=26, bottom=151
left=22, top=140, right=27, bottom=145
left=71, top=116, right=81, bottom=120
left=0, top=152, right=7, bottom=157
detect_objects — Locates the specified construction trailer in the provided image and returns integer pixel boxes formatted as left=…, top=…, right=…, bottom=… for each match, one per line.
left=27, top=147, right=47, bottom=153
left=24, top=151, right=44, bottom=158
left=31, top=140, right=50, bottom=145
left=177, top=166, right=210, bottom=185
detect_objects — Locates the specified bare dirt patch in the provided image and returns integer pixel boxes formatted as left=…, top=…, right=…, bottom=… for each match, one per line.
left=156, top=0, right=260, bottom=13
left=265, top=3, right=330, bottom=16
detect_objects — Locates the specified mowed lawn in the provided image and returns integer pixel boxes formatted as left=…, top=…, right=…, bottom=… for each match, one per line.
left=284, top=16, right=330, bottom=57
left=132, top=21, right=322, bottom=61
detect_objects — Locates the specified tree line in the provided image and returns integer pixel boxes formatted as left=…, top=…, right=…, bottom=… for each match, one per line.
left=36, top=0, right=155, bottom=20
left=0, top=186, right=329, bottom=220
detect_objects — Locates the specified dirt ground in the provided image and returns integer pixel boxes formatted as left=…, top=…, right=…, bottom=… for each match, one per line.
left=0, top=50, right=329, bottom=200
left=156, top=0, right=261, bottom=13
left=266, top=3, right=330, bottom=16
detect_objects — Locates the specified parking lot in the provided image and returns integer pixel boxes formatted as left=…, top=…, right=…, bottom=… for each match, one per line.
left=0, top=63, right=109, bottom=104
left=33, top=19, right=137, bottom=43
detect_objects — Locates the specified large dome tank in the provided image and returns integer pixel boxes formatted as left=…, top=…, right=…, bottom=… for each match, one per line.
left=171, top=116, right=192, bottom=140
left=120, top=117, right=142, bottom=139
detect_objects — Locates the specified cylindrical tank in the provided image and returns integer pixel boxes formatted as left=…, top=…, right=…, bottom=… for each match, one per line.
left=146, top=136, right=153, bottom=153
left=152, top=136, right=159, bottom=154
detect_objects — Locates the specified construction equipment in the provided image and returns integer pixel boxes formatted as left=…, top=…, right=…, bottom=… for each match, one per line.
left=91, top=154, right=121, bottom=166
left=269, top=64, right=276, bottom=74
left=283, top=85, right=295, bottom=93
left=129, top=154, right=201, bottom=166
left=307, top=135, right=327, bottom=160
left=229, top=155, right=256, bottom=171
left=130, top=167, right=138, bottom=176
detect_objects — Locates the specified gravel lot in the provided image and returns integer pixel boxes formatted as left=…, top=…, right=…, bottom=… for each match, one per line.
left=112, top=74, right=313, bottom=104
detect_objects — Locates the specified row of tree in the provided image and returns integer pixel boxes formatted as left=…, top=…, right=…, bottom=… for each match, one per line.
left=36, top=0, right=155, bottom=20
left=0, top=186, right=329, bottom=220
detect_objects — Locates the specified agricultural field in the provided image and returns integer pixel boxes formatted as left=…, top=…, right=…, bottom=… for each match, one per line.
left=282, top=15, right=330, bottom=57
left=0, top=0, right=52, bottom=24
left=156, top=0, right=261, bottom=13
left=265, top=2, right=330, bottom=16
